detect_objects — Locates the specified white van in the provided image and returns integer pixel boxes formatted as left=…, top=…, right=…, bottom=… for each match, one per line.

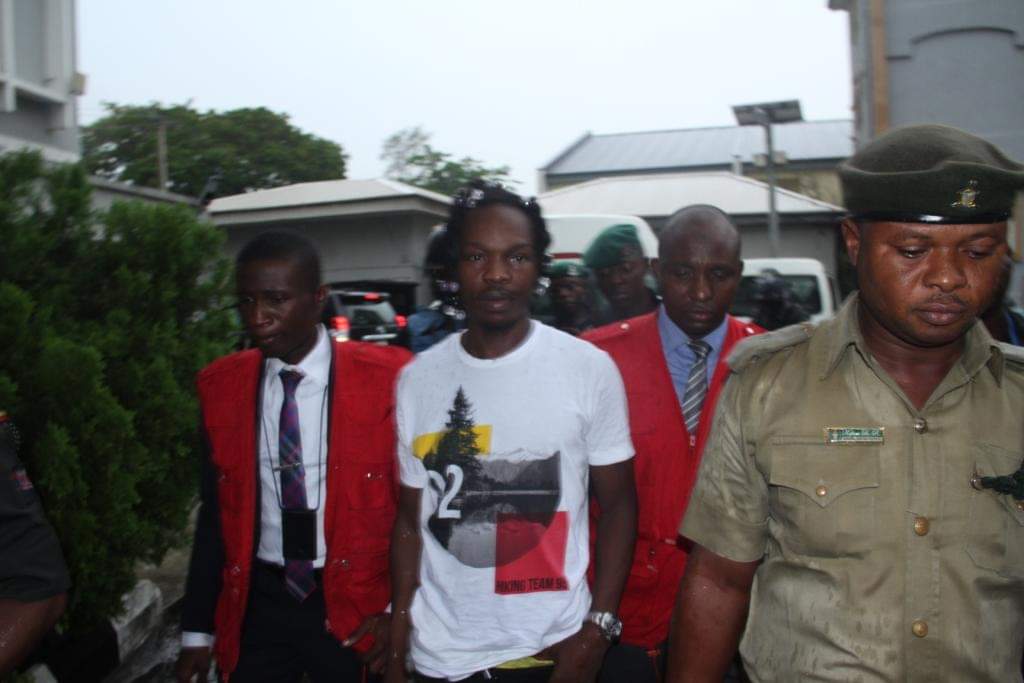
left=731, top=257, right=840, bottom=325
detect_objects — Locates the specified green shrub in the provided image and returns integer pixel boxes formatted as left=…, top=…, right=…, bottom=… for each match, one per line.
left=0, top=151, right=234, bottom=632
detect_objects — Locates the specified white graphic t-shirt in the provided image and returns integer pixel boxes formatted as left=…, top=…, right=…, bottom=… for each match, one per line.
left=396, top=321, right=633, bottom=680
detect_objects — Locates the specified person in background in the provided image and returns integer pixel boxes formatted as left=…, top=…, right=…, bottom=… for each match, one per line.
left=750, top=269, right=809, bottom=330
left=408, top=227, right=465, bottom=353
left=981, top=251, right=1024, bottom=345
left=0, top=410, right=68, bottom=678
left=386, top=181, right=636, bottom=683
left=667, top=124, right=1024, bottom=683
left=584, top=205, right=761, bottom=683
left=548, top=261, right=597, bottom=336
left=176, top=231, right=410, bottom=683
left=583, top=224, right=659, bottom=324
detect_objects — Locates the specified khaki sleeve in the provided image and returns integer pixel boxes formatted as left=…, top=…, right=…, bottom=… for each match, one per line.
left=679, top=371, right=768, bottom=563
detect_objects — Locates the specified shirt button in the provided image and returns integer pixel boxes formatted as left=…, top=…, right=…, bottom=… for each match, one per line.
left=815, top=485, right=828, bottom=498
left=1016, top=501, right=1024, bottom=512
left=911, top=620, right=928, bottom=638
left=913, top=517, right=930, bottom=536
left=970, top=472, right=985, bottom=491
left=340, top=559, right=351, bottom=570
left=914, top=418, right=928, bottom=434
left=231, top=565, right=241, bottom=576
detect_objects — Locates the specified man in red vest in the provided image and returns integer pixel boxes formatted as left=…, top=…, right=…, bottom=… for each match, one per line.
left=175, top=231, right=410, bottom=682
left=584, top=205, right=762, bottom=682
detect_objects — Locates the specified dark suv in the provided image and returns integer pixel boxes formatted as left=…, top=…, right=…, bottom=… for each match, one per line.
left=322, top=290, right=406, bottom=345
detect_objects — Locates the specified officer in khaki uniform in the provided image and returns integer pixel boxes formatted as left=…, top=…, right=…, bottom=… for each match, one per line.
left=665, top=124, right=1024, bottom=682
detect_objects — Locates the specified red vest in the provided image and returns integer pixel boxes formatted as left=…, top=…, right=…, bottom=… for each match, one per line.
left=197, top=341, right=410, bottom=677
left=583, top=313, right=762, bottom=647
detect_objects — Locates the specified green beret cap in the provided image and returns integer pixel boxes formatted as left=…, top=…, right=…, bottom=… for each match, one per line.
left=839, top=124, right=1024, bottom=224
left=583, top=224, right=644, bottom=269
left=548, top=261, right=590, bottom=280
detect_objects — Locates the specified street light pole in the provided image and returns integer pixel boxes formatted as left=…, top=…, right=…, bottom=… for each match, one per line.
left=762, top=112, right=780, bottom=257
left=732, top=99, right=803, bottom=259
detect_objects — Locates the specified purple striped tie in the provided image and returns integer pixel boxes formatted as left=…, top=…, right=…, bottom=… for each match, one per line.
left=278, top=369, right=316, bottom=602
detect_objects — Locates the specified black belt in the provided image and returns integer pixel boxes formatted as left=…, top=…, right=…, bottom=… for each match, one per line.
left=254, top=559, right=324, bottom=583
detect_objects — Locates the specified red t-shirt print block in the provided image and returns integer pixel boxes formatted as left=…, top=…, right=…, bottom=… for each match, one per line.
left=494, top=510, right=569, bottom=595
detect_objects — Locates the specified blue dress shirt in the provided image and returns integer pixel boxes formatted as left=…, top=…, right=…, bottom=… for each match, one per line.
left=657, top=305, right=729, bottom=409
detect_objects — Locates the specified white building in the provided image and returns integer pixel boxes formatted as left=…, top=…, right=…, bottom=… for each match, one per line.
left=0, top=0, right=83, bottom=162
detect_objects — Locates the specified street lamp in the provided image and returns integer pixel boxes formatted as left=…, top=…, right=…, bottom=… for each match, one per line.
left=732, top=100, right=803, bottom=257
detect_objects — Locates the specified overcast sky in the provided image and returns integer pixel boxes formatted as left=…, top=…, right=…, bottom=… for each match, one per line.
left=78, top=1, right=852, bottom=195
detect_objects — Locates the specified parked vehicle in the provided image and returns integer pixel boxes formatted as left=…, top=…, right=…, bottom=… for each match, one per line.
left=731, top=257, right=840, bottom=325
left=322, top=290, right=406, bottom=344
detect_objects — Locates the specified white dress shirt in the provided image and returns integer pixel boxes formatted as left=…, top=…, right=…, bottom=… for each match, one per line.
left=182, top=324, right=332, bottom=649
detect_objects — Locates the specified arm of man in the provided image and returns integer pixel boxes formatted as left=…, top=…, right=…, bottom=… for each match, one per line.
left=176, top=429, right=224, bottom=683
left=0, top=418, right=70, bottom=677
left=0, top=595, right=66, bottom=677
left=548, top=459, right=637, bottom=683
left=665, top=545, right=758, bottom=682
left=383, top=485, right=422, bottom=683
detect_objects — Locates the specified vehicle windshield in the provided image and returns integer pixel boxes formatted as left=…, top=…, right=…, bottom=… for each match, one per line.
left=730, top=274, right=822, bottom=318
left=341, top=300, right=396, bottom=327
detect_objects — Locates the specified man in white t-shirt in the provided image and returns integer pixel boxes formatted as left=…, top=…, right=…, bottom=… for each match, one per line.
left=385, top=181, right=638, bottom=683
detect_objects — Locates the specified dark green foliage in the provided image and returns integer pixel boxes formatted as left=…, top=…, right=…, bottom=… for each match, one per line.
left=381, top=126, right=512, bottom=197
left=425, top=387, right=482, bottom=481
left=82, top=102, right=347, bottom=199
left=0, top=151, right=234, bottom=631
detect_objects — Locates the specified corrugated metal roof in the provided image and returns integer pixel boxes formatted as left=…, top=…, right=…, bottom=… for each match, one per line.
left=537, top=172, right=843, bottom=217
left=208, top=178, right=450, bottom=214
left=543, top=120, right=853, bottom=175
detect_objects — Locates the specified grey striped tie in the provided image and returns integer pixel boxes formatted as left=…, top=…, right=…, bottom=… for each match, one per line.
left=681, top=340, right=711, bottom=434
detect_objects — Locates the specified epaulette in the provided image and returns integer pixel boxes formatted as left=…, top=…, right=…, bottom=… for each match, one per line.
left=581, top=319, right=635, bottom=344
left=344, top=340, right=412, bottom=370
left=198, top=349, right=260, bottom=381
left=727, top=322, right=815, bottom=372
left=996, top=341, right=1024, bottom=368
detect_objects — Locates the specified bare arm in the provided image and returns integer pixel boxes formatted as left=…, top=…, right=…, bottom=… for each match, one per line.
left=0, top=594, right=66, bottom=677
left=383, top=485, right=422, bottom=683
left=665, top=544, right=758, bottom=683
left=547, top=459, right=637, bottom=683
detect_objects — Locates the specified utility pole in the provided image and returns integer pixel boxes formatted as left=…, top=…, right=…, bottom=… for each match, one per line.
left=156, top=119, right=169, bottom=191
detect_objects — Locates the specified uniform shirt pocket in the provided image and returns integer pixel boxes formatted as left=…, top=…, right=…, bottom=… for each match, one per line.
left=767, top=438, right=880, bottom=559
left=965, top=443, right=1024, bottom=580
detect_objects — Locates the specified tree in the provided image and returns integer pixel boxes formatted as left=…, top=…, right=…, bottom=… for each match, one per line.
left=0, top=151, right=235, bottom=632
left=380, top=126, right=512, bottom=196
left=82, top=102, right=347, bottom=199
left=425, top=387, right=482, bottom=481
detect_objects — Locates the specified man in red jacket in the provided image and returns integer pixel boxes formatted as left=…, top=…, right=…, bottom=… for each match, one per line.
left=584, top=205, right=762, bottom=682
left=176, top=231, right=410, bottom=682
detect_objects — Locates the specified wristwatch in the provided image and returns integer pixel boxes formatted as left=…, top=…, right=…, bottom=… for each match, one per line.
left=585, top=610, right=623, bottom=642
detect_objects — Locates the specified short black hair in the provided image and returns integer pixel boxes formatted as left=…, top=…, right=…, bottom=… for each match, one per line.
left=659, top=204, right=740, bottom=260
left=236, top=231, right=322, bottom=292
left=442, top=179, right=551, bottom=267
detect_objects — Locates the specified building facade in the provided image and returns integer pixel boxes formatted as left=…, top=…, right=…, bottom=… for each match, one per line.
left=0, top=0, right=82, bottom=162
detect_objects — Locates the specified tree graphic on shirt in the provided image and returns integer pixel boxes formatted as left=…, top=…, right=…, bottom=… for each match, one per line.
left=425, top=386, right=482, bottom=481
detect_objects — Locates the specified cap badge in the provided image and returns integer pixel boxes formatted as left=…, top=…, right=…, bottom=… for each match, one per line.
left=952, top=180, right=980, bottom=209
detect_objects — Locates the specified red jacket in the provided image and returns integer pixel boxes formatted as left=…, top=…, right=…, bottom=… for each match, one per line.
left=583, top=313, right=762, bottom=648
left=196, top=341, right=410, bottom=678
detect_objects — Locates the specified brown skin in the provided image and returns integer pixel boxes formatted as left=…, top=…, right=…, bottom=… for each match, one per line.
left=664, top=546, right=758, bottom=682
left=550, top=275, right=592, bottom=335
left=842, top=218, right=1008, bottom=409
left=385, top=204, right=638, bottom=681
left=666, top=218, right=1010, bottom=683
left=457, top=204, right=540, bottom=359
left=980, top=253, right=1014, bottom=343
left=594, top=252, right=655, bottom=321
left=177, top=257, right=390, bottom=681
left=653, top=218, right=742, bottom=338
left=0, top=594, right=66, bottom=677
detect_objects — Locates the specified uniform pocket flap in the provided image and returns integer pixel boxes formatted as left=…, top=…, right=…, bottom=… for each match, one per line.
left=769, top=444, right=880, bottom=509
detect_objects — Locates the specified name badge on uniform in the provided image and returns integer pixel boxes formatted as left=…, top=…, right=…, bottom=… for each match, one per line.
left=824, top=427, right=884, bottom=444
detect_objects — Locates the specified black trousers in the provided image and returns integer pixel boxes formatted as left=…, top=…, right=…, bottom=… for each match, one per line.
left=597, top=640, right=663, bottom=683
left=228, top=561, right=367, bottom=683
